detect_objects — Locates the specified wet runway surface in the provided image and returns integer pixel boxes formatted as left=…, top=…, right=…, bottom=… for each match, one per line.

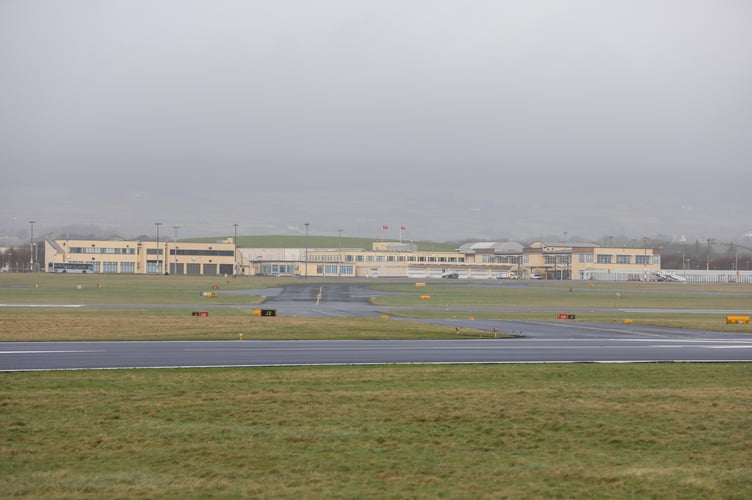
left=3, top=283, right=751, bottom=371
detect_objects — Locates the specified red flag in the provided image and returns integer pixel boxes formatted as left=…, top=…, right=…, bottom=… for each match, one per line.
left=400, top=226, right=406, bottom=231
left=382, top=225, right=388, bottom=230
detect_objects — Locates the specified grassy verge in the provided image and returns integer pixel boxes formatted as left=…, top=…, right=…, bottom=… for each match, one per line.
left=386, top=310, right=752, bottom=333
left=2, top=363, right=751, bottom=498
left=370, top=282, right=752, bottom=309
left=0, top=310, right=480, bottom=341
left=0, top=274, right=276, bottom=305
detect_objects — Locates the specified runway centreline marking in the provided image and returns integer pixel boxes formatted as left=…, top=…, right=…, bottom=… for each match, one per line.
left=0, top=350, right=104, bottom=354
left=0, top=304, right=85, bottom=308
left=182, top=344, right=715, bottom=353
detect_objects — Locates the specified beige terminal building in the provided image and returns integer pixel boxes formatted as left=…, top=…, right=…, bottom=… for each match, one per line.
left=45, top=238, right=661, bottom=281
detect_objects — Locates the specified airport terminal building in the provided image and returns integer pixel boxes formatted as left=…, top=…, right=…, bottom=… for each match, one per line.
left=44, top=238, right=662, bottom=280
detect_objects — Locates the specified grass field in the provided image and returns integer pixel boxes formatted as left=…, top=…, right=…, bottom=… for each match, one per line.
left=0, top=310, right=475, bottom=342
left=2, top=274, right=752, bottom=497
left=1, top=274, right=751, bottom=340
left=2, top=363, right=751, bottom=498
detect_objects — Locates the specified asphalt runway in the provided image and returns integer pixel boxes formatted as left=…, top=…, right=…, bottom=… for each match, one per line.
left=2, top=282, right=752, bottom=371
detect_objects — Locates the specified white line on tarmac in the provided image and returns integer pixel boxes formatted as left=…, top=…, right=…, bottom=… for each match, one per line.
left=0, top=350, right=104, bottom=354
left=0, top=304, right=84, bottom=308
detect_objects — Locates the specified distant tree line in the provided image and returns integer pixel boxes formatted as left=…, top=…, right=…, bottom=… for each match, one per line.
left=0, top=244, right=46, bottom=272
left=658, top=240, right=752, bottom=271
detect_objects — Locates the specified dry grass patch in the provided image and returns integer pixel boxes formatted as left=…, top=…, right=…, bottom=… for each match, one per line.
left=0, top=309, right=466, bottom=341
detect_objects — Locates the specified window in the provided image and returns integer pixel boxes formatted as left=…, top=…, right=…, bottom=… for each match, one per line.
left=120, top=262, right=135, bottom=273
left=616, top=255, right=631, bottom=264
left=635, top=255, right=650, bottom=265
left=653, top=255, right=661, bottom=265
left=579, top=254, right=593, bottom=263
left=340, top=265, right=354, bottom=275
left=174, top=249, right=233, bottom=257
left=102, top=262, right=118, bottom=273
left=597, top=255, right=612, bottom=264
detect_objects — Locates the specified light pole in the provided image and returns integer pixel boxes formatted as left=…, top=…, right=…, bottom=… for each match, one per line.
left=706, top=238, right=713, bottom=271
left=304, top=222, right=310, bottom=279
left=172, top=226, right=179, bottom=275
left=29, top=220, right=36, bottom=272
left=233, top=223, right=239, bottom=276
left=338, top=229, right=343, bottom=276
left=643, top=236, right=648, bottom=282
left=154, top=222, right=162, bottom=274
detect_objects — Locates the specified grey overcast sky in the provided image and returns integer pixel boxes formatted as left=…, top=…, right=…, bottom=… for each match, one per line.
left=2, top=1, right=751, bottom=243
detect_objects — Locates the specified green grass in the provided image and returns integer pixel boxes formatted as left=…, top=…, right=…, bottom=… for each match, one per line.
left=3, top=274, right=752, bottom=337
left=2, top=364, right=751, bottom=498
left=386, top=310, right=752, bottom=333
left=0, top=273, right=274, bottom=305
left=370, top=282, right=752, bottom=309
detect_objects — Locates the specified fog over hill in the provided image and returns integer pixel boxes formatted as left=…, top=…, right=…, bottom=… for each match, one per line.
left=3, top=2, right=751, bottom=246
left=4, top=186, right=751, bottom=246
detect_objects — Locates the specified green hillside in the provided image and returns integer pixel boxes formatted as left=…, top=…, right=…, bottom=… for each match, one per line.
left=185, top=235, right=457, bottom=252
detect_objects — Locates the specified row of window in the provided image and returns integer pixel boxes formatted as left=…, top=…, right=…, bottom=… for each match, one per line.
left=145, top=249, right=234, bottom=257
left=481, top=255, right=522, bottom=264
left=88, top=262, right=135, bottom=273
left=69, top=247, right=136, bottom=255
left=317, top=265, right=354, bottom=275
left=544, top=255, right=572, bottom=265
left=338, top=254, right=464, bottom=263
left=595, top=255, right=660, bottom=265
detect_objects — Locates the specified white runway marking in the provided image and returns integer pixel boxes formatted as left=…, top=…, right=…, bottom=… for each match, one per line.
left=0, top=304, right=84, bottom=308
left=0, top=350, right=103, bottom=354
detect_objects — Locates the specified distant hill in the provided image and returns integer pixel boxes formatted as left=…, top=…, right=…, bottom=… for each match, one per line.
left=184, top=235, right=457, bottom=252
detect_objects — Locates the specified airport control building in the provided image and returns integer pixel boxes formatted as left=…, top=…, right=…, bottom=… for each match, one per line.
left=44, top=238, right=661, bottom=280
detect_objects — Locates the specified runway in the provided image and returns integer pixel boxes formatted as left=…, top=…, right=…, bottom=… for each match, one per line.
left=3, top=333, right=752, bottom=371
left=2, top=282, right=752, bottom=371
